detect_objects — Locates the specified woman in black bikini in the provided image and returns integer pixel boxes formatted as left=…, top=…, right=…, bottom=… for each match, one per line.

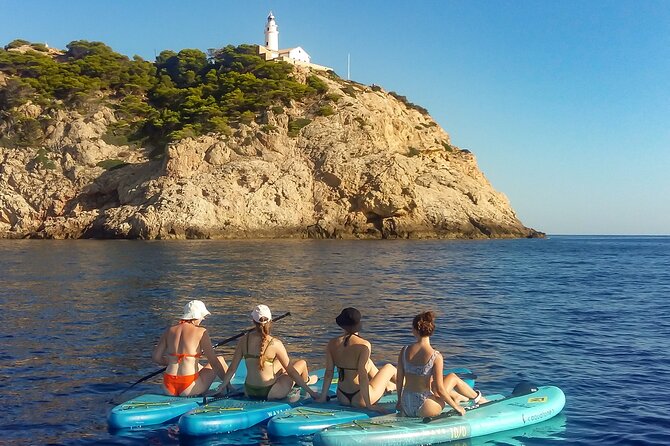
left=315, top=307, right=397, bottom=409
left=215, top=304, right=318, bottom=400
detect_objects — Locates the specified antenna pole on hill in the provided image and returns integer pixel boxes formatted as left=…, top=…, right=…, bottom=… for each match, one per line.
left=347, top=53, right=350, bottom=80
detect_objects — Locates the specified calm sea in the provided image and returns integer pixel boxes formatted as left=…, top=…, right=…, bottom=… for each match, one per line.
left=1, top=236, right=668, bottom=445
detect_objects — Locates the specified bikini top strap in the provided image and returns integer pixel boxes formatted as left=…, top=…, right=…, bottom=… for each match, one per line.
left=402, top=345, right=408, bottom=370
left=343, top=332, right=362, bottom=346
left=403, top=345, right=438, bottom=376
left=169, top=352, right=202, bottom=363
left=243, top=334, right=275, bottom=362
left=243, top=333, right=255, bottom=359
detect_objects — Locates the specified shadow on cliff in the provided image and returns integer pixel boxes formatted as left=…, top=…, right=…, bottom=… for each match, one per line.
left=62, top=159, right=164, bottom=238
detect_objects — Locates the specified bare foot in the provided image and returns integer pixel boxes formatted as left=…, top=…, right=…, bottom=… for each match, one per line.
left=472, top=390, right=487, bottom=405
left=451, top=391, right=469, bottom=403
left=286, top=388, right=301, bottom=403
left=307, top=374, right=319, bottom=386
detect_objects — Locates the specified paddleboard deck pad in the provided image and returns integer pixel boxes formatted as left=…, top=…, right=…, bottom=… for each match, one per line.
left=267, top=367, right=476, bottom=437
left=178, top=367, right=333, bottom=436
left=108, top=361, right=248, bottom=430
left=313, top=385, right=565, bottom=446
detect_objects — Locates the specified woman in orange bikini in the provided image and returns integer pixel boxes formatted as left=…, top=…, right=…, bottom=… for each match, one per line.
left=315, top=307, right=397, bottom=410
left=214, top=305, right=318, bottom=400
left=152, top=300, right=229, bottom=397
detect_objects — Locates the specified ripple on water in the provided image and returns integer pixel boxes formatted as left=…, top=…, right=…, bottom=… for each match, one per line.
left=0, top=236, right=668, bottom=445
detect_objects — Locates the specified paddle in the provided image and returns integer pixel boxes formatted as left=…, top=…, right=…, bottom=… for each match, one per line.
left=422, top=383, right=538, bottom=423
left=110, top=311, right=292, bottom=403
left=421, top=398, right=494, bottom=423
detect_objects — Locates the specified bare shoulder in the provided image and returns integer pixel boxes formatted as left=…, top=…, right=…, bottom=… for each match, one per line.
left=270, top=336, right=284, bottom=348
left=358, top=338, right=372, bottom=349
left=194, top=326, right=209, bottom=343
left=353, top=342, right=371, bottom=354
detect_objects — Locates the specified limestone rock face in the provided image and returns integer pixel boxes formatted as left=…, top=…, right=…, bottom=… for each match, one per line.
left=0, top=72, right=542, bottom=239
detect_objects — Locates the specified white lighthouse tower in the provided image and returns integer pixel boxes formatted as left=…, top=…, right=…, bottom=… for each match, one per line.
left=257, top=12, right=330, bottom=70
left=264, top=12, right=279, bottom=52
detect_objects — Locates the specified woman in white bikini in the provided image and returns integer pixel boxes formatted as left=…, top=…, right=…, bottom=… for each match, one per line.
left=396, top=311, right=487, bottom=417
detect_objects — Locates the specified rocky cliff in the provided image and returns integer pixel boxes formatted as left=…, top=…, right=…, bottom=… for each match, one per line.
left=0, top=68, right=542, bottom=239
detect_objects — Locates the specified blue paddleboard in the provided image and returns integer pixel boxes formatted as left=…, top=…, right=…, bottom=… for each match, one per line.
left=313, top=385, right=566, bottom=446
left=267, top=367, right=476, bottom=437
left=178, top=367, right=335, bottom=436
left=108, top=361, right=248, bottom=430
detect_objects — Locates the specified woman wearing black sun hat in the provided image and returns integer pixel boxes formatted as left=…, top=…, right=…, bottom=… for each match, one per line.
left=314, top=308, right=397, bottom=410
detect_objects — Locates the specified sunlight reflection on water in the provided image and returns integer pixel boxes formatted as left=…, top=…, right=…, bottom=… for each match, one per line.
left=1, top=237, right=669, bottom=445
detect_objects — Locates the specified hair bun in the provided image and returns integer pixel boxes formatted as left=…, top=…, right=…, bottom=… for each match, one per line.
left=413, top=311, right=436, bottom=337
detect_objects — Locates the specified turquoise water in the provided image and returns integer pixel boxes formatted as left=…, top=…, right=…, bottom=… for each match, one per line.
left=1, top=236, right=668, bottom=445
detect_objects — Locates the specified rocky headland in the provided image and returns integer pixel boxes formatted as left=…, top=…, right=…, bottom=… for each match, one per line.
left=0, top=42, right=542, bottom=239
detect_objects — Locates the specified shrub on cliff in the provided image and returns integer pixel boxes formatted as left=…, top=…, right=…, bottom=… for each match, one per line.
left=317, top=105, right=334, bottom=117
left=307, top=75, right=328, bottom=94
left=287, top=117, right=312, bottom=137
left=0, top=41, right=347, bottom=153
left=4, top=39, right=30, bottom=50
left=389, top=91, right=429, bottom=116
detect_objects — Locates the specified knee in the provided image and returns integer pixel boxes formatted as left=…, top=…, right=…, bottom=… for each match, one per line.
left=293, top=359, right=306, bottom=368
left=290, top=359, right=307, bottom=373
left=382, top=364, right=397, bottom=373
left=444, top=373, right=458, bottom=386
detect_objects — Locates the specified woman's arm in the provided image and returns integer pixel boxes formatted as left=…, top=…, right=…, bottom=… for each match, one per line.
left=275, top=341, right=319, bottom=399
left=433, top=353, right=465, bottom=416
left=151, top=330, right=168, bottom=366
left=214, top=339, right=243, bottom=394
left=316, top=341, right=335, bottom=402
left=395, top=348, right=405, bottom=413
left=357, top=345, right=373, bottom=407
left=200, top=329, right=228, bottom=380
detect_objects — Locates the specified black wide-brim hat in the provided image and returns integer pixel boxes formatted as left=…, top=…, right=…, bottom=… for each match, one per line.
left=336, top=307, right=361, bottom=328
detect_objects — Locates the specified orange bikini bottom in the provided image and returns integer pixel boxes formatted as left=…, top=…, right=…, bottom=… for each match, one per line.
left=163, top=372, right=200, bottom=396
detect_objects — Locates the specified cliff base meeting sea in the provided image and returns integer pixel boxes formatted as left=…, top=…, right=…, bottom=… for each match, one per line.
left=1, top=236, right=668, bottom=445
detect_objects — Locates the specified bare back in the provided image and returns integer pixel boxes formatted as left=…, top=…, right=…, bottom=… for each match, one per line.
left=242, top=331, right=287, bottom=386
left=328, top=334, right=371, bottom=389
left=163, top=322, right=206, bottom=376
left=402, top=342, right=441, bottom=393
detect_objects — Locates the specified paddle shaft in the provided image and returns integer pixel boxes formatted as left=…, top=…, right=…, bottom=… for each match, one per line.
left=422, top=387, right=538, bottom=423
left=212, top=311, right=291, bottom=349
left=111, top=311, right=291, bottom=401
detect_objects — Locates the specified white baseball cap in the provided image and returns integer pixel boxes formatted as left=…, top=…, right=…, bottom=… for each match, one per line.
left=181, top=300, right=211, bottom=320
left=251, top=304, right=272, bottom=323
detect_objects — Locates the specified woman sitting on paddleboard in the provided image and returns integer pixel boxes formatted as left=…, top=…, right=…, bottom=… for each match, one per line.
left=215, top=304, right=319, bottom=400
left=315, top=307, right=397, bottom=409
left=396, top=310, right=487, bottom=417
left=152, top=300, right=230, bottom=397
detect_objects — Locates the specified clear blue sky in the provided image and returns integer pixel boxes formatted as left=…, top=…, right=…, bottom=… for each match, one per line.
left=2, top=0, right=669, bottom=235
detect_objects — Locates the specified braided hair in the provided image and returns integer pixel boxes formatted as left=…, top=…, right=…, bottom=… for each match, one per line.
left=255, top=320, right=272, bottom=370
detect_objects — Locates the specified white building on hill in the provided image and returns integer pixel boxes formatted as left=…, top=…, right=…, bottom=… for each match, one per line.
left=257, top=12, right=331, bottom=71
